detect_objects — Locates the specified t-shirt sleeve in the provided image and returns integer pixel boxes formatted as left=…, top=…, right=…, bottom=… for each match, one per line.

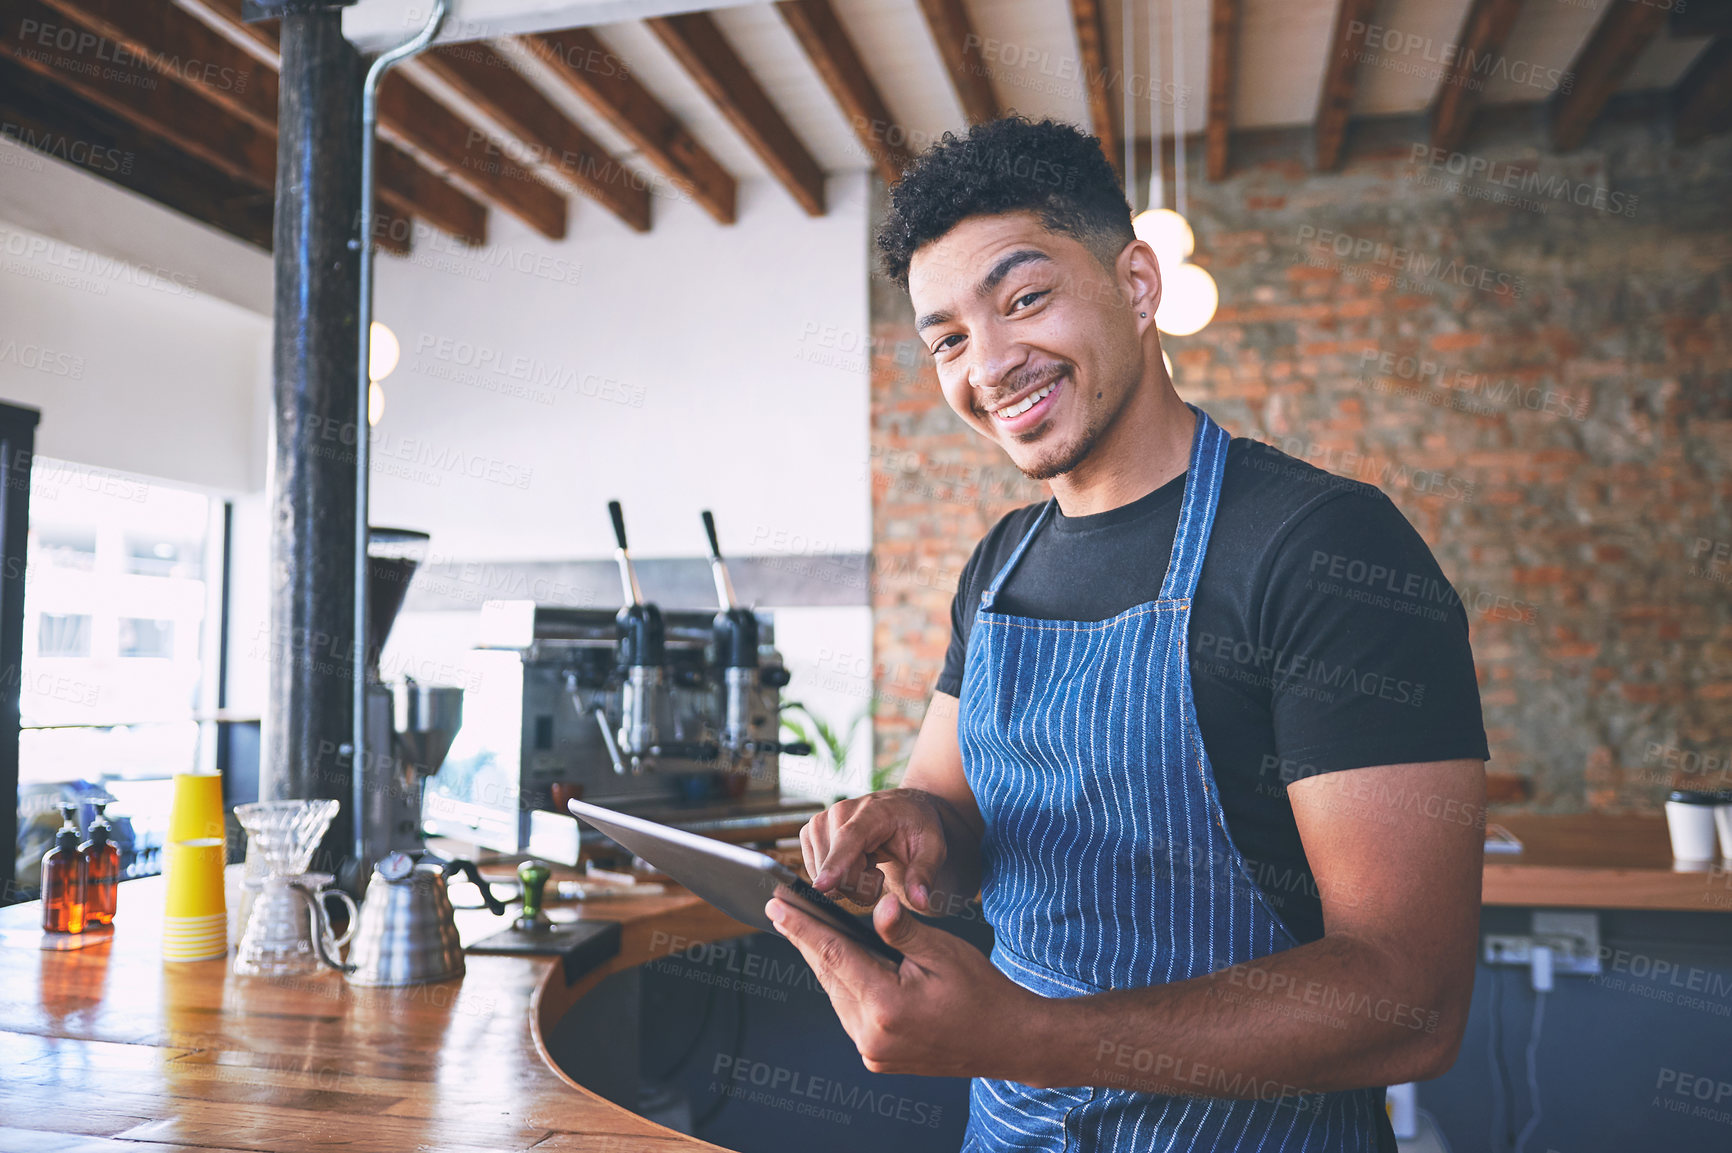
left=1251, top=487, right=1492, bottom=783
left=933, top=536, right=991, bottom=698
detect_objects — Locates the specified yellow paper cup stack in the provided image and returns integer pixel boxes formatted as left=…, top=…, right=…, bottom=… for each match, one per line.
left=163, top=773, right=228, bottom=963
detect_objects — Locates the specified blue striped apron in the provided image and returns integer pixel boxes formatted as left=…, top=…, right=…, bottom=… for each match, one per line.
left=957, top=403, right=1385, bottom=1151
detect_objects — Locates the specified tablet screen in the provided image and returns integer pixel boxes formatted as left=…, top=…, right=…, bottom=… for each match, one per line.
left=568, top=800, right=902, bottom=966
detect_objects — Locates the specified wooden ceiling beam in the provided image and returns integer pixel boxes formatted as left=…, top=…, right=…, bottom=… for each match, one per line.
left=0, top=0, right=409, bottom=254
left=1428, top=0, right=1527, bottom=155
left=373, top=142, right=485, bottom=245
left=1549, top=0, right=1671, bottom=151
left=195, top=0, right=564, bottom=239
left=1066, top=0, right=1119, bottom=178
left=422, top=42, right=650, bottom=232
left=0, top=54, right=275, bottom=250
left=1313, top=0, right=1379, bottom=170
left=1673, top=37, right=1732, bottom=146
left=3, top=0, right=278, bottom=188
left=525, top=27, right=736, bottom=223
left=776, top=0, right=911, bottom=185
left=1204, top=0, right=1240, bottom=181
left=36, top=0, right=482, bottom=244
left=648, top=10, right=826, bottom=215
left=375, top=72, right=567, bottom=239
left=914, top=0, right=998, bottom=124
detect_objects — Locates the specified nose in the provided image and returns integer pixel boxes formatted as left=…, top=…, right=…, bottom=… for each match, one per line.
left=965, top=322, right=1027, bottom=398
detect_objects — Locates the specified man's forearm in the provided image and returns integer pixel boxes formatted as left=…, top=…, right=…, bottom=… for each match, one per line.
left=1012, top=933, right=1463, bottom=1099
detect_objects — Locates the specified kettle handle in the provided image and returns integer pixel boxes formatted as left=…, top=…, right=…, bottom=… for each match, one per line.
left=444, top=859, right=509, bottom=916
left=320, top=887, right=361, bottom=949
left=288, top=881, right=357, bottom=973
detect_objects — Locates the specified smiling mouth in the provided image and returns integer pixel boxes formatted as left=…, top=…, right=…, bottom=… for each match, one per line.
left=992, top=379, right=1058, bottom=419
left=987, top=370, right=1066, bottom=430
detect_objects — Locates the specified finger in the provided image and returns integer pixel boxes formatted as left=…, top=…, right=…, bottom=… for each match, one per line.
left=799, top=818, right=821, bottom=881
left=805, top=807, right=840, bottom=886
left=768, top=890, right=895, bottom=997
left=873, top=891, right=944, bottom=962
left=813, top=806, right=891, bottom=891
left=899, top=826, right=947, bottom=913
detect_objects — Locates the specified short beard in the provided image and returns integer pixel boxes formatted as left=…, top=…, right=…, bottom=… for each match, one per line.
left=1012, top=371, right=1136, bottom=481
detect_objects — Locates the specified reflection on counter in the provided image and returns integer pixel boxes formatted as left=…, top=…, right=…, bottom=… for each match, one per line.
left=550, top=918, right=995, bottom=1153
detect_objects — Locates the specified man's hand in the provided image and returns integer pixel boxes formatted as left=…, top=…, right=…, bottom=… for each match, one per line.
left=765, top=890, right=1043, bottom=1081
left=800, top=788, right=976, bottom=915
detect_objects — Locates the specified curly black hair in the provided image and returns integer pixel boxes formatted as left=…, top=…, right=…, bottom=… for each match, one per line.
left=876, top=115, right=1132, bottom=291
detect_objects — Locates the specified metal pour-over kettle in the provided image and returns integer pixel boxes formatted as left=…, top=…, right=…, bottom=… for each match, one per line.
left=306, top=851, right=506, bottom=986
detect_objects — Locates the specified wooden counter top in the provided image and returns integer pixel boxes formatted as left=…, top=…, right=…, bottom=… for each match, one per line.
left=0, top=874, right=753, bottom=1153
left=1482, top=814, right=1732, bottom=913
left=4, top=813, right=1723, bottom=1152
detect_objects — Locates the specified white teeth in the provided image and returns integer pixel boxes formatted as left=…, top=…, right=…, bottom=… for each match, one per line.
left=995, top=381, right=1055, bottom=419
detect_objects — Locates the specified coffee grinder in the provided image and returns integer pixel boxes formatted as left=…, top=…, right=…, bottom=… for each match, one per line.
left=341, top=528, right=465, bottom=894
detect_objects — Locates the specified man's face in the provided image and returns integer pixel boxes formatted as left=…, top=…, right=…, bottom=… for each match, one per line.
left=908, top=211, right=1154, bottom=481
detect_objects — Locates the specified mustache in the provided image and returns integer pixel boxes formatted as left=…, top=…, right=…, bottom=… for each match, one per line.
left=983, top=363, right=1068, bottom=411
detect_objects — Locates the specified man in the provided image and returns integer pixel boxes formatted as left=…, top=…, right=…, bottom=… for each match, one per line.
left=768, top=116, right=1488, bottom=1152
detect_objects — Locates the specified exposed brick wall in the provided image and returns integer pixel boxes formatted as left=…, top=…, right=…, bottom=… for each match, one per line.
left=867, top=108, right=1732, bottom=812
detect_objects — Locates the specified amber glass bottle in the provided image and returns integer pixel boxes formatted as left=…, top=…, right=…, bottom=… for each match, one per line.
left=41, top=803, right=87, bottom=934
left=80, top=802, right=120, bottom=926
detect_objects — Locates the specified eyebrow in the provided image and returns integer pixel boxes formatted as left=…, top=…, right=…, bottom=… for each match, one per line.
left=914, top=248, right=1054, bottom=333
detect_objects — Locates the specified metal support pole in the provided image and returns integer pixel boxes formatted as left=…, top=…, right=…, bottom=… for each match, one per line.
left=352, top=0, right=446, bottom=874
left=264, top=1, right=360, bottom=876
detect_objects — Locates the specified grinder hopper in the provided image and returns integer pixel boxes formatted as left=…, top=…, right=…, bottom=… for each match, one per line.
left=350, top=529, right=463, bottom=889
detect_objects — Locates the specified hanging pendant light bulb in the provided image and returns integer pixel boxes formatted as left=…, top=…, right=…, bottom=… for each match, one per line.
left=1156, top=263, right=1219, bottom=337
left=1135, top=208, right=1194, bottom=271
left=368, top=321, right=399, bottom=384
left=367, top=320, right=398, bottom=427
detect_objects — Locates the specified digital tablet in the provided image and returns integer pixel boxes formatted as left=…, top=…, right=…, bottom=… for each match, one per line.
left=566, top=799, right=903, bottom=966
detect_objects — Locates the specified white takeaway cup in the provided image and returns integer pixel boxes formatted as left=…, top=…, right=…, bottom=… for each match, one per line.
left=1666, top=791, right=1721, bottom=862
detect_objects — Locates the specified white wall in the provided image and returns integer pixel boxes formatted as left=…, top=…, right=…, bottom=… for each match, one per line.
left=369, top=169, right=873, bottom=562
left=0, top=219, right=271, bottom=495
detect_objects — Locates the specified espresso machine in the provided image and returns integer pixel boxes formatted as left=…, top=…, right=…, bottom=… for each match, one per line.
left=421, top=503, right=820, bottom=857
left=341, top=528, right=466, bottom=893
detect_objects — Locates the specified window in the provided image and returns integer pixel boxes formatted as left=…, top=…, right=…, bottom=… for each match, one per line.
left=118, top=618, right=174, bottom=659
left=16, top=456, right=216, bottom=895
left=37, top=614, right=91, bottom=658
left=126, top=537, right=201, bottom=579
left=37, top=530, right=95, bottom=571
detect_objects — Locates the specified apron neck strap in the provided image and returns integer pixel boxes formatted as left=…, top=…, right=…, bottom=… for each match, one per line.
left=978, top=402, right=1230, bottom=608
left=1157, top=403, right=1230, bottom=602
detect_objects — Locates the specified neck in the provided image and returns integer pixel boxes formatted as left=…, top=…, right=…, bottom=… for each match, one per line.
left=1046, top=368, right=1196, bottom=517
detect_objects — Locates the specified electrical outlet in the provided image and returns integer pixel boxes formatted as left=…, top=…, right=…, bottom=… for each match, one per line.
left=1485, top=934, right=1535, bottom=966
left=1482, top=911, right=1602, bottom=975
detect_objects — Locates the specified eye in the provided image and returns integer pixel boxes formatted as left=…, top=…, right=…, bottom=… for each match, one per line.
left=931, top=334, right=963, bottom=356
left=1012, top=290, right=1049, bottom=311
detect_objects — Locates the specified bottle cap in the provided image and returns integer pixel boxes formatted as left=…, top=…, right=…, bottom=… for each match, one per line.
left=85, top=801, right=112, bottom=846
left=55, top=803, right=81, bottom=853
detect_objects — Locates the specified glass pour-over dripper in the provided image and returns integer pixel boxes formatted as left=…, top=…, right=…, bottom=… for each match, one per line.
left=234, top=800, right=340, bottom=878
left=232, top=800, right=346, bottom=978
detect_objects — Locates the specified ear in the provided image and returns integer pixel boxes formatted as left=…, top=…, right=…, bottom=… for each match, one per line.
left=1120, top=240, right=1162, bottom=333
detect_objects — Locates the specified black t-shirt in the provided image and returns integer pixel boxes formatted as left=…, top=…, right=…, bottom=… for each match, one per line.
left=936, top=436, right=1491, bottom=945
